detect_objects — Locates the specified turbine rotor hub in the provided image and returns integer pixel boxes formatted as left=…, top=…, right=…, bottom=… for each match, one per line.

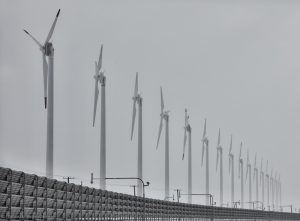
left=44, top=42, right=53, bottom=56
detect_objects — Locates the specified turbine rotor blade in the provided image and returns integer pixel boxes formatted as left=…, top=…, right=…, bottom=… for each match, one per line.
left=97, top=44, right=103, bottom=72
left=93, top=78, right=99, bottom=127
left=201, top=141, right=205, bottom=167
left=239, top=142, right=242, bottom=160
left=247, top=150, right=249, bottom=166
left=229, top=157, right=231, bottom=175
left=24, top=30, right=43, bottom=48
left=45, top=9, right=61, bottom=44
left=246, top=164, right=249, bottom=181
left=218, top=128, right=221, bottom=146
left=156, top=116, right=163, bottom=149
left=131, top=100, right=136, bottom=140
left=160, top=87, right=164, bottom=113
left=202, top=119, right=207, bottom=138
left=42, top=53, right=48, bottom=108
left=216, top=150, right=219, bottom=171
left=229, top=135, right=233, bottom=154
left=182, top=128, right=187, bottom=160
left=134, top=72, right=138, bottom=97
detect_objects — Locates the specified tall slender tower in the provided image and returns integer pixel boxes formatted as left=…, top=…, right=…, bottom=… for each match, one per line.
left=92, top=45, right=106, bottom=190
left=260, top=158, right=265, bottom=209
left=182, top=109, right=192, bottom=204
left=238, top=142, right=244, bottom=208
left=131, top=73, right=143, bottom=197
left=201, top=119, right=210, bottom=205
left=246, top=150, right=252, bottom=209
left=24, top=9, right=61, bottom=178
left=228, top=135, right=235, bottom=207
left=156, top=87, right=170, bottom=200
left=216, top=129, right=223, bottom=206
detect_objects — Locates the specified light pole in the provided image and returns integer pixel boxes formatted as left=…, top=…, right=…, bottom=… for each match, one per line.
left=130, top=185, right=136, bottom=196
left=90, top=173, right=150, bottom=197
left=174, top=189, right=182, bottom=203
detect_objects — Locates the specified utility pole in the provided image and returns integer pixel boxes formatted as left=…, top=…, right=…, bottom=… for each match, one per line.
left=130, top=185, right=136, bottom=196
left=174, top=189, right=182, bottom=203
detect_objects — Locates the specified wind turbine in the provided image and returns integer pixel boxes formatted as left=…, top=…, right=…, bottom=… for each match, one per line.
left=182, top=109, right=192, bottom=204
left=216, top=129, right=223, bottom=206
left=238, top=142, right=244, bottom=208
left=24, top=9, right=61, bottom=179
left=245, top=150, right=252, bottom=209
left=228, top=135, right=235, bottom=207
left=260, top=158, right=265, bottom=209
left=201, top=119, right=210, bottom=205
left=253, top=153, right=259, bottom=208
left=92, top=44, right=106, bottom=190
left=156, top=87, right=170, bottom=200
left=131, top=72, right=143, bottom=197
left=265, top=160, right=270, bottom=211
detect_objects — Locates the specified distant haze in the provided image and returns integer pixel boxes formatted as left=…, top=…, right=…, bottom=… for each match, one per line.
left=1, top=0, right=300, bottom=210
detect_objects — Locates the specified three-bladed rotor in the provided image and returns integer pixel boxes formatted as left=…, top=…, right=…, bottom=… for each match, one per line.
left=131, top=73, right=141, bottom=140
left=201, top=119, right=208, bottom=166
left=216, top=128, right=222, bottom=171
left=228, top=135, right=234, bottom=174
left=182, top=109, right=190, bottom=160
left=24, top=9, right=60, bottom=109
left=156, top=87, right=169, bottom=149
left=245, top=150, right=251, bottom=181
left=238, top=142, right=243, bottom=178
left=93, top=44, right=105, bottom=126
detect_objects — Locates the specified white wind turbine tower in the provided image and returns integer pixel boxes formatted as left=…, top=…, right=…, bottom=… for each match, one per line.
left=156, top=87, right=170, bottom=200
left=216, top=129, right=223, bottom=206
left=238, top=142, right=244, bottom=208
left=182, top=109, right=192, bottom=204
left=265, top=160, right=270, bottom=210
left=279, top=174, right=282, bottom=210
left=92, top=45, right=106, bottom=190
left=271, top=169, right=274, bottom=210
left=260, top=158, right=265, bottom=209
left=201, top=119, right=210, bottom=205
left=253, top=153, right=259, bottom=208
left=275, top=172, right=278, bottom=211
left=228, top=135, right=235, bottom=207
left=245, top=150, right=252, bottom=209
left=131, top=73, right=143, bottom=197
left=24, top=9, right=61, bottom=179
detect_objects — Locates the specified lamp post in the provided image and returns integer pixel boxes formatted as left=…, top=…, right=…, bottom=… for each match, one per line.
left=90, top=173, right=150, bottom=197
left=174, top=189, right=182, bottom=203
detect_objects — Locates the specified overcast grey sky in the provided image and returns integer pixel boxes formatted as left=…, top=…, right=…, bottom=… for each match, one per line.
left=1, top=0, right=300, bottom=210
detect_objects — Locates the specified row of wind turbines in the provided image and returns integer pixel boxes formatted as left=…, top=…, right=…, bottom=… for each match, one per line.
left=24, top=9, right=283, bottom=210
